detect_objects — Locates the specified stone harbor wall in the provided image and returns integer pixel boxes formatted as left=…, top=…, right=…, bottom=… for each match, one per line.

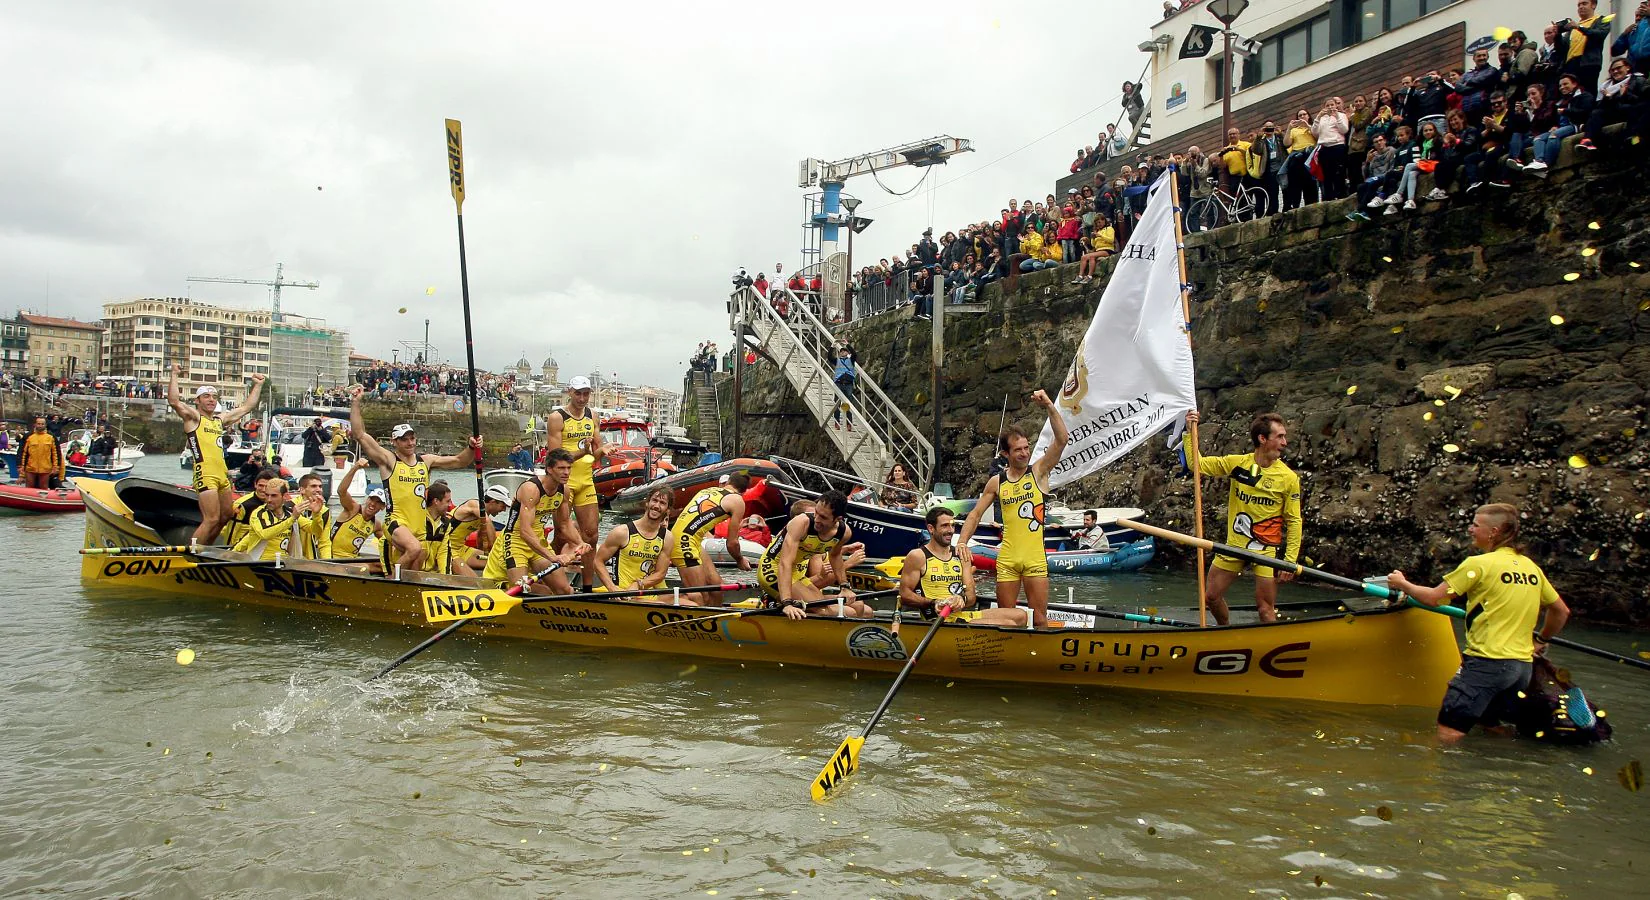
left=721, top=153, right=1650, bottom=627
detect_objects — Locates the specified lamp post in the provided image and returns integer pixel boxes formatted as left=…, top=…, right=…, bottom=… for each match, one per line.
left=1206, top=0, right=1250, bottom=141
left=841, top=195, right=862, bottom=323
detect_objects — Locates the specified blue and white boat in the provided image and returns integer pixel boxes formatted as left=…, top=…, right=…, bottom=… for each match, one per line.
left=970, top=535, right=1155, bottom=575
left=66, top=460, right=134, bottom=481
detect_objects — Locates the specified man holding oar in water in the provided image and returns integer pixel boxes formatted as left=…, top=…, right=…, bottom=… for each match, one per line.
left=1183, top=411, right=1301, bottom=625
left=958, top=390, right=1069, bottom=627
left=759, top=490, right=872, bottom=619
left=1388, top=503, right=1572, bottom=744
left=482, top=448, right=587, bottom=593
left=168, top=363, right=265, bottom=545
left=348, top=384, right=481, bottom=574
left=900, top=507, right=1027, bottom=627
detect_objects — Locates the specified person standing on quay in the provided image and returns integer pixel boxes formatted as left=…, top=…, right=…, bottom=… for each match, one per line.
left=1388, top=503, right=1571, bottom=743
left=1183, top=411, right=1302, bottom=625
left=957, top=390, right=1069, bottom=627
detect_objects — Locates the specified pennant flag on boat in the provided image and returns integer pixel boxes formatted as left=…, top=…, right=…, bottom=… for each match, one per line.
left=1035, top=172, right=1197, bottom=489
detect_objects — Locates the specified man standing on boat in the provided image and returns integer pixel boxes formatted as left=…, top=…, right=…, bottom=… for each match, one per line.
left=482, top=448, right=587, bottom=593
left=759, top=490, right=873, bottom=619
left=1183, top=411, right=1302, bottom=625
left=348, top=384, right=481, bottom=573
left=594, top=486, right=674, bottom=593
left=900, top=508, right=1028, bottom=627
left=18, top=417, right=64, bottom=490
left=958, top=390, right=1070, bottom=627
left=670, top=472, right=753, bottom=604
left=169, top=363, right=266, bottom=545
left=545, top=376, right=606, bottom=585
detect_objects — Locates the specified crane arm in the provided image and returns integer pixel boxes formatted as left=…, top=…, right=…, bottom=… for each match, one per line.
left=799, top=136, right=973, bottom=188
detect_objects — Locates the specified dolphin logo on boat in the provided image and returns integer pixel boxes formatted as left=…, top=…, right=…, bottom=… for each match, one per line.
left=846, top=625, right=908, bottom=661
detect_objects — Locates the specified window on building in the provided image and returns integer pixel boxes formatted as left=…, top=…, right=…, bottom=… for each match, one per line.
left=46, top=341, right=54, bottom=350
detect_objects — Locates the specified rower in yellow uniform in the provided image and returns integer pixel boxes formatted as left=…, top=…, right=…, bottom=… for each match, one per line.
left=759, top=491, right=872, bottom=619
left=670, top=472, right=753, bottom=604
left=958, top=389, right=1069, bottom=626
left=416, top=481, right=457, bottom=574
left=292, top=472, right=333, bottom=559
left=483, top=448, right=587, bottom=593
left=222, top=467, right=279, bottom=549
left=1184, top=411, right=1302, bottom=625
left=348, top=384, right=480, bottom=574
left=167, top=362, right=265, bottom=545
left=900, top=507, right=1028, bottom=626
left=446, top=484, right=510, bottom=575
left=331, top=458, right=386, bottom=561
left=233, top=479, right=295, bottom=560
left=594, top=487, right=674, bottom=593
left=545, top=376, right=605, bottom=585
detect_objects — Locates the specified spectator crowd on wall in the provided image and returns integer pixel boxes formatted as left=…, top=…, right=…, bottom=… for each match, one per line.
left=837, top=0, right=1643, bottom=319
left=351, top=361, right=521, bottom=411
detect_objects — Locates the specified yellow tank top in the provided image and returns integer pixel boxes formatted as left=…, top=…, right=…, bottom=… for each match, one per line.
left=420, top=512, right=453, bottom=573
left=295, top=506, right=332, bottom=559
left=189, top=415, right=228, bottom=477
left=917, top=546, right=964, bottom=602
left=672, top=487, right=732, bottom=542
left=446, top=512, right=484, bottom=561
left=385, top=458, right=428, bottom=529
left=330, top=511, right=376, bottom=558
left=557, top=407, right=596, bottom=481
left=486, top=478, right=564, bottom=568
left=222, top=493, right=262, bottom=548
left=998, top=470, right=1046, bottom=554
left=761, top=513, right=845, bottom=575
left=613, top=518, right=666, bottom=586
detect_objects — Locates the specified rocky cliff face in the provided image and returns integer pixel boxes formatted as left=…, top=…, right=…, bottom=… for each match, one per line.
left=722, top=155, right=1650, bottom=626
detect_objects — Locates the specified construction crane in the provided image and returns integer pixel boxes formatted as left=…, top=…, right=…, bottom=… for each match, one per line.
left=798, top=136, right=973, bottom=262
left=186, top=262, right=318, bottom=323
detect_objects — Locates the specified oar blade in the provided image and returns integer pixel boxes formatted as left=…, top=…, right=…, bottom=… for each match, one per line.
left=810, top=736, right=864, bottom=803
left=874, top=556, right=903, bottom=577
left=420, top=588, right=520, bottom=623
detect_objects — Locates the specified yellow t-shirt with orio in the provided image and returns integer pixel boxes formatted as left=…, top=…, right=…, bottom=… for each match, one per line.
left=1443, top=546, right=1560, bottom=661
left=1198, top=453, right=1302, bottom=563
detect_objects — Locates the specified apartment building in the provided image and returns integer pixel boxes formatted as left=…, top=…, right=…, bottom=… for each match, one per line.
left=101, top=297, right=271, bottom=404
left=0, top=316, right=28, bottom=377
left=19, top=313, right=104, bottom=381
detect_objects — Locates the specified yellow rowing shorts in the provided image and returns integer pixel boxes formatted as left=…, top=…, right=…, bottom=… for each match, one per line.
left=1213, top=550, right=1277, bottom=579
left=995, top=554, right=1048, bottom=581
left=566, top=475, right=597, bottom=508
left=193, top=471, right=231, bottom=493
left=670, top=532, right=705, bottom=568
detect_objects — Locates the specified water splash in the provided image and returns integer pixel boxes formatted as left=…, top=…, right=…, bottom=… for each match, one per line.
left=234, top=670, right=484, bottom=737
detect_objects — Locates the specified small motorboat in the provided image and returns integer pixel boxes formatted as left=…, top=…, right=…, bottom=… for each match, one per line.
left=592, top=416, right=678, bottom=504
left=969, top=536, right=1156, bottom=575
left=608, top=457, right=783, bottom=515
left=0, top=482, right=84, bottom=514
left=66, top=460, right=134, bottom=482
left=64, top=428, right=146, bottom=461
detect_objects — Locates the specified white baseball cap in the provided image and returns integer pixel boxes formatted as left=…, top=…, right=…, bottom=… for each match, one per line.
left=390, top=424, right=415, bottom=439
left=366, top=488, right=389, bottom=504
left=484, top=484, right=511, bottom=504
left=194, top=385, right=218, bottom=397
left=568, top=376, right=592, bottom=391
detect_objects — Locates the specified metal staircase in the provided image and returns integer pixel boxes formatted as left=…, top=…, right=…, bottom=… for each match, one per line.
left=730, top=285, right=932, bottom=488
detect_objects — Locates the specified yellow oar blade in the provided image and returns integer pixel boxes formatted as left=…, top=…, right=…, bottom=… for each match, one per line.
left=811, top=736, right=864, bottom=803
left=873, top=556, right=903, bottom=577
left=420, top=589, right=519, bottom=623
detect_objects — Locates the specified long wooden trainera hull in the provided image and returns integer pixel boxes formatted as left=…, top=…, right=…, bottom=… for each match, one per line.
left=79, top=478, right=1462, bottom=707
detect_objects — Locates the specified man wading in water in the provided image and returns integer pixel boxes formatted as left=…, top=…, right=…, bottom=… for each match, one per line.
left=1183, top=411, right=1302, bottom=625
left=168, top=363, right=265, bottom=545
left=348, top=384, right=481, bottom=574
left=958, top=390, right=1069, bottom=627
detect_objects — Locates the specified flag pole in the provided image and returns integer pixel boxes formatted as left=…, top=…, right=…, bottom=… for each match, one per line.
left=445, top=119, right=486, bottom=505
left=1165, top=164, right=1207, bottom=627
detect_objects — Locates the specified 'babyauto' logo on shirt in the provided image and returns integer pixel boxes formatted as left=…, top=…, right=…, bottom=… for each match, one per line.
left=846, top=626, right=908, bottom=661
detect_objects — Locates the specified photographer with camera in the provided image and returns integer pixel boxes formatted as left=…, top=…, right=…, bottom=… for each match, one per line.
left=1557, top=0, right=1614, bottom=91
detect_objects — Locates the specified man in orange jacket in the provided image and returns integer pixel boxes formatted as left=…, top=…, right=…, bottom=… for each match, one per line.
left=18, top=416, right=64, bottom=489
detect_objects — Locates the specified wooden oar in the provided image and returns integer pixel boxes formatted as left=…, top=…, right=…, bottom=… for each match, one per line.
left=1044, top=601, right=1197, bottom=627
left=81, top=545, right=197, bottom=555
left=646, top=588, right=899, bottom=632
left=812, top=602, right=958, bottom=802
left=1116, top=518, right=1407, bottom=603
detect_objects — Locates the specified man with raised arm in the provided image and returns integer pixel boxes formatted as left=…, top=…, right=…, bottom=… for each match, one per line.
left=446, top=484, right=510, bottom=575
left=594, top=486, right=675, bottom=594
left=545, top=376, right=606, bottom=585
left=168, top=362, right=265, bottom=545
left=758, top=490, right=872, bottom=619
left=669, top=472, right=753, bottom=604
left=348, top=383, right=481, bottom=574
left=482, top=448, right=587, bottom=593
left=900, top=507, right=1027, bottom=627
left=330, top=458, right=387, bottom=561
left=957, top=390, right=1069, bottom=627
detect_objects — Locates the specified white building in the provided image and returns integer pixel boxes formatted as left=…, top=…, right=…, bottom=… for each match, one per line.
left=101, top=297, right=271, bottom=404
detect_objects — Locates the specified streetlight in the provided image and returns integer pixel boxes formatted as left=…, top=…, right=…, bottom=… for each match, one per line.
left=1206, top=0, right=1250, bottom=141
left=840, top=195, right=863, bottom=322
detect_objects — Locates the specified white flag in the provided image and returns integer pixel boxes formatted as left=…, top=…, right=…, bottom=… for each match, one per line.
left=1035, top=172, right=1196, bottom=489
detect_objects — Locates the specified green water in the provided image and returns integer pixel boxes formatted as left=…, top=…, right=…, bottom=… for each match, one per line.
left=2, top=457, right=1646, bottom=897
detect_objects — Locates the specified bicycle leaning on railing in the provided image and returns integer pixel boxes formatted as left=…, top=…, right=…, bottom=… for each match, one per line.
left=1186, top=178, right=1270, bottom=231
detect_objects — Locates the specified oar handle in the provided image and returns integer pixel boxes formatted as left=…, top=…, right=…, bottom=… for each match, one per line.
left=81, top=545, right=195, bottom=555
left=646, top=592, right=860, bottom=633
left=1044, top=601, right=1197, bottom=628
left=1116, top=517, right=1402, bottom=602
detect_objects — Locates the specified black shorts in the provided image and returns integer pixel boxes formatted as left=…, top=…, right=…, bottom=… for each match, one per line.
left=1437, top=655, right=1532, bottom=734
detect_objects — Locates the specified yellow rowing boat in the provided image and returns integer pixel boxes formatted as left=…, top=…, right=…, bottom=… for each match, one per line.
left=78, top=476, right=1462, bottom=707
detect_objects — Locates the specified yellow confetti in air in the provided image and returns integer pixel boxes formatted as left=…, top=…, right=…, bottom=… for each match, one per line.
left=1588, top=221, right=1601, bottom=230
left=398, top=307, right=408, bottom=314
left=1443, top=385, right=1462, bottom=399
left=1002, top=696, right=1010, bottom=703
left=599, top=763, right=608, bottom=772
left=992, top=17, right=1001, bottom=28
left=1589, top=549, right=1600, bottom=561
left=1492, top=25, right=1513, bottom=40
left=514, top=758, right=522, bottom=767
left=1563, top=273, right=1581, bottom=282
left=1257, top=299, right=1268, bottom=312
left=1584, top=767, right=1595, bottom=775
left=1390, top=325, right=1404, bottom=334
left=1551, top=314, right=1566, bottom=325
left=1581, top=247, right=1597, bottom=257
left=682, top=850, right=694, bottom=856
left=708, top=892, right=719, bottom=896
left=425, top=286, right=437, bottom=295
left=1346, top=385, right=1357, bottom=395
left=1632, top=262, right=1643, bottom=268
left=1423, top=411, right=1434, bottom=421
left=1381, top=256, right=1393, bottom=263
left=1568, top=455, right=1589, bottom=469
left=163, top=748, right=171, bottom=755
left=176, top=648, right=196, bottom=666
left=1443, top=443, right=1460, bottom=453
left=1434, top=399, right=1446, bottom=407
left=678, top=665, right=698, bottom=676
left=946, top=681, right=955, bottom=687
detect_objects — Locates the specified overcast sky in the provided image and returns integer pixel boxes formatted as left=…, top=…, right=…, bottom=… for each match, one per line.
left=2, top=1, right=1158, bottom=389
